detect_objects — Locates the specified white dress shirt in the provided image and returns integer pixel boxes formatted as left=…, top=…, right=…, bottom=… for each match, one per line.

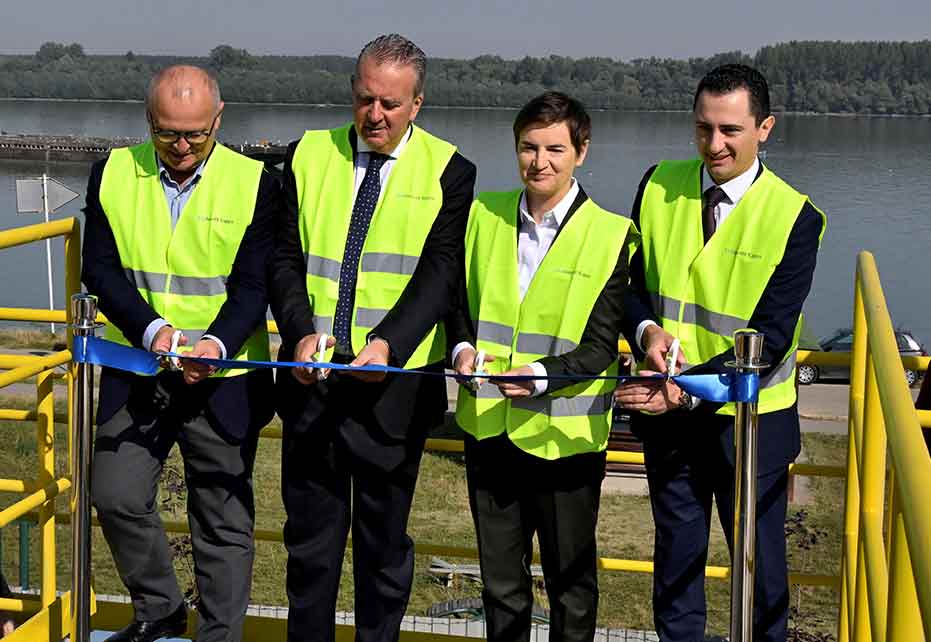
left=354, top=124, right=412, bottom=198
left=453, top=179, right=581, bottom=396
left=142, top=157, right=225, bottom=356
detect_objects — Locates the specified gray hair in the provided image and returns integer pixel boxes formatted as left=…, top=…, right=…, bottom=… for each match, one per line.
left=356, top=34, right=427, bottom=96
left=146, top=65, right=221, bottom=111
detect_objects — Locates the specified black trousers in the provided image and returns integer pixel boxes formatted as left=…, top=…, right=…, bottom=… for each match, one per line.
left=465, top=433, right=605, bottom=642
left=643, top=434, right=790, bottom=642
left=91, top=374, right=259, bottom=642
left=281, top=406, right=426, bottom=642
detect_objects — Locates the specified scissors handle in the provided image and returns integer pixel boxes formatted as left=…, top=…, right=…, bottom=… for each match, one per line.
left=314, top=333, right=329, bottom=380
left=666, top=338, right=680, bottom=378
left=168, top=330, right=183, bottom=371
left=467, top=349, right=488, bottom=392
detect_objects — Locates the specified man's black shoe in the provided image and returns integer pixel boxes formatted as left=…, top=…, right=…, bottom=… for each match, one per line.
left=106, top=603, right=188, bottom=642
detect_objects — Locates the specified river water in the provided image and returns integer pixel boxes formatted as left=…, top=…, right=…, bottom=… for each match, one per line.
left=0, top=99, right=929, bottom=346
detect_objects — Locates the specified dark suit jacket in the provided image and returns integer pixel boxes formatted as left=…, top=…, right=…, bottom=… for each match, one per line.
left=269, top=126, right=476, bottom=467
left=444, top=187, right=632, bottom=392
left=81, top=146, right=279, bottom=441
left=621, top=163, right=825, bottom=474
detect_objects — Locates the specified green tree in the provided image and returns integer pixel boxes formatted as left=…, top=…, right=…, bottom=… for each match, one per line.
left=35, top=42, right=68, bottom=63
left=209, top=45, right=254, bottom=71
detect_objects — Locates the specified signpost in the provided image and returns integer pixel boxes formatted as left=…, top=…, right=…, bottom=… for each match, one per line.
left=14, top=174, right=80, bottom=333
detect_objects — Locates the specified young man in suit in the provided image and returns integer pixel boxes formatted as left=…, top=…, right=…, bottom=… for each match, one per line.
left=269, top=34, right=476, bottom=642
left=82, top=65, right=278, bottom=642
left=615, top=64, right=826, bottom=642
left=448, top=91, right=637, bottom=641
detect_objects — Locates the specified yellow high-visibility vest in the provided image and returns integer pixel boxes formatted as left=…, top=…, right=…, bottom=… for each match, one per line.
left=456, top=190, right=637, bottom=460
left=639, top=159, right=826, bottom=414
left=98, top=141, right=270, bottom=376
left=290, top=123, right=456, bottom=367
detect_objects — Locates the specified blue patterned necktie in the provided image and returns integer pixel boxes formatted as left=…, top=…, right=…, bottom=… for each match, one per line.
left=333, top=152, right=390, bottom=350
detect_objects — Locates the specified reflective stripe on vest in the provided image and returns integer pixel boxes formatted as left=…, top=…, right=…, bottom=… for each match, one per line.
left=465, top=385, right=614, bottom=417
left=292, top=124, right=456, bottom=367
left=639, top=159, right=826, bottom=413
left=124, top=269, right=228, bottom=297
left=455, top=189, right=637, bottom=460
left=304, top=251, right=422, bottom=281
left=98, top=142, right=270, bottom=375
left=474, top=320, right=577, bottom=354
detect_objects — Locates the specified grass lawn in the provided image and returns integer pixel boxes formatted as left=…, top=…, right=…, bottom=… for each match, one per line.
left=0, top=328, right=67, bottom=352
left=0, top=386, right=849, bottom=638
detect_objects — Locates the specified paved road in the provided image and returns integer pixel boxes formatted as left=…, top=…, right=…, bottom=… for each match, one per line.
left=798, top=382, right=920, bottom=434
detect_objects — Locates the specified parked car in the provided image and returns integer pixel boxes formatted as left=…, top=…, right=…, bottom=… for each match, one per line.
left=797, top=329, right=926, bottom=386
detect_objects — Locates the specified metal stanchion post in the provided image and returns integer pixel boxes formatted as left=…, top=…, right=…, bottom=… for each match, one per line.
left=728, top=330, right=765, bottom=642
left=71, top=293, right=98, bottom=642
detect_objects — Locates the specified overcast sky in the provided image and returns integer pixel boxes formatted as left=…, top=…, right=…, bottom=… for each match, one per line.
left=3, top=0, right=930, bottom=60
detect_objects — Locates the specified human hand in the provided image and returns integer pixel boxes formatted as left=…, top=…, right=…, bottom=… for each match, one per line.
left=182, top=339, right=220, bottom=385
left=347, top=338, right=390, bottom=382
left=151, top=325, right=186, bottom=354
left=292, top=333, right=336, bottom=385
left=453, top=346, right=496, bottom=376
left=642, top=325, right=686, bottom=374
left=494, top=366, right=535, bottom=398
left=614, top=369, right=684, bottom=414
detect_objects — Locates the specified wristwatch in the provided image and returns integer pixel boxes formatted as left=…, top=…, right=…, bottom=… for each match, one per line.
left=367, top=333, right=392, bottom=354
left=677, top=388, right=694, bottom=410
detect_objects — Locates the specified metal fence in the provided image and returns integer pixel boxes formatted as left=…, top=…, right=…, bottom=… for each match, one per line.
left=0, top=219, right=928, bottom=640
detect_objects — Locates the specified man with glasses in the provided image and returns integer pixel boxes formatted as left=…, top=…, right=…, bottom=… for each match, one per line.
left=82, top=65, right=278, bottom=642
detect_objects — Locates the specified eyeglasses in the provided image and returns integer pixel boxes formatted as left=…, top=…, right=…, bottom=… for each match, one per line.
left=148, top=111, right=221, bottom=145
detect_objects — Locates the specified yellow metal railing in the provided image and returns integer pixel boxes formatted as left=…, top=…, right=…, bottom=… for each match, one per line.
left=0, top=220, right=928, bottom=640
left=837, top=252, right=931, bottom=642
left=0, top=218, right=81, bottom=626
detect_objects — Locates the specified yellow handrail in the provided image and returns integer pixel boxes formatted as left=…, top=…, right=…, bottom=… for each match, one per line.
left=0, top=218, right=81, bottom=628
left=837, top=252, right=931, bottom=642
left=2, top=220, right=929, bottom=641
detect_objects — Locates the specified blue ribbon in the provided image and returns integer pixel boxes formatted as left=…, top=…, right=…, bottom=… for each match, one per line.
left=73, top=336, right=759, bottom=403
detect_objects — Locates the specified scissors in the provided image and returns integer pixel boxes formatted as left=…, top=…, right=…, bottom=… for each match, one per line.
left=467, top=349, right=489, bottom=392
left=665, top=338, right=681, bottom=378
left=166, top=329, right=183, bottom=371
left=311, top=333, right=330, bottom=380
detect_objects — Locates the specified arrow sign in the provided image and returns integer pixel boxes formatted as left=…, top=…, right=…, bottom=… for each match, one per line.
left=13, top=174, right=80, bottom=334
left=16, top=176, right=80, bottom=213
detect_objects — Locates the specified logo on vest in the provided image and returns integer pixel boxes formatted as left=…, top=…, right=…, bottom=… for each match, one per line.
left=196, top=215, right=235, bottom=225
left=723, top=247, right=763, bottom=260
left=551, top=267, right=591, bottom=279
left=395, top=193, right=437, bottom=201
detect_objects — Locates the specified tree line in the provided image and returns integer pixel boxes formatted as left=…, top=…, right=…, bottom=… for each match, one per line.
left=1, top=40, right=930, bottom=115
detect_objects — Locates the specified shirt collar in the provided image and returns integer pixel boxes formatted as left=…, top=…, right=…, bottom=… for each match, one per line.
left=701, top=157, right=760, bottom=206
left=355, top=124, right=413, bottom=160
left=156, top=155, right=206, bottom=190
left=519, top=178, right=580, bottom=228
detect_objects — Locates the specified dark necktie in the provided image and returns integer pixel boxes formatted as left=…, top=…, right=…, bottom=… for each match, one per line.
left=333, top=152, right=389, bottom=350
left=702, top=185, right=727, bottom=244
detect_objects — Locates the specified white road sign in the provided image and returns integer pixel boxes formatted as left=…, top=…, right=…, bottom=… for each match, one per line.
left=16, top=176, right=80, bottom=213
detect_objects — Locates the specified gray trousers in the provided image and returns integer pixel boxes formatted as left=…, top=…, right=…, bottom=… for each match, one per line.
left=91, top=376, right=259, bottom=642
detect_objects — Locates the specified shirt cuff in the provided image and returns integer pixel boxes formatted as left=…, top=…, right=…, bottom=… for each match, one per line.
left=635, top=320, right=659, bottom=351
left=528, top=361, right=547, bottom=396
left=451, top=342, right=475, bottom=368
left=143, top=318, right=170, bottom=352
left=201, top=334, right=227, bottom=360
